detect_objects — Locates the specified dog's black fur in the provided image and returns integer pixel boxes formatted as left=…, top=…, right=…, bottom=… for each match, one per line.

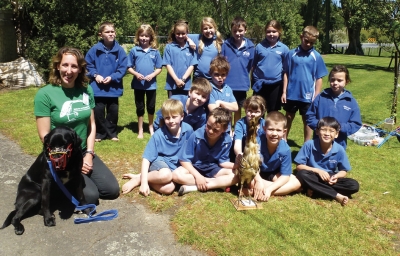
left=1, top=126, right=89, bottom=235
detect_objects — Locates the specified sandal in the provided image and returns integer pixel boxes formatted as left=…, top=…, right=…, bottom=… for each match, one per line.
left=111, top=137, right=119, bottom=142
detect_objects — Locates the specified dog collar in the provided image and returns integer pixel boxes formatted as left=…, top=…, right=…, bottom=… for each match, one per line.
left=48, top=144, right=73, bottom=171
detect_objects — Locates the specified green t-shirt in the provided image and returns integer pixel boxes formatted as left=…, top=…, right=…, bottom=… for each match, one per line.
left=34, top=84, right=95, bottom=149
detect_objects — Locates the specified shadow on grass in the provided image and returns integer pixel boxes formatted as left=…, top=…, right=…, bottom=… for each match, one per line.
left=119, top=121, right=152, bottom=134
left=287, top=139, right=302, bottom=149
left=325, top=62, right=393, bottom=73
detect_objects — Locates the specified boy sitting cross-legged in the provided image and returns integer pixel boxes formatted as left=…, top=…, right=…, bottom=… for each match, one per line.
left=153, top=77, right=212, bottom=132
left=173, top=107, right=238, bottom=195
left=243, top=111, right=301, bottom=202
left=295, top=117, right=359, bottom=206
left=122, top=99, right=194, bottom=196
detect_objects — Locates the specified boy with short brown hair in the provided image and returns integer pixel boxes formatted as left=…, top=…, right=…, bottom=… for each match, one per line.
left=173, top=107, right=238, bottom=195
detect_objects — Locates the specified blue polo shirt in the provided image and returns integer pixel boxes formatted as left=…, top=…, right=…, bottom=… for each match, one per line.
left=179, top=125, right=232, bottom=166
left=153, top=95, right=207, bottom=132
left=143, top=122, right=194, bottom=170
left=294, top=139, right=351, bottom=174
left=259, top=138, right=292, bottom=176
left=209, top=82, right=236, bottom=131
left=234, top=117, right=266, bottom=148
left=283, top=46, right=328, bottom=103
left=306, top=88, right=362, bottom=149
left=221, top=37, right=255, bottom=91
left=162, top=41, right=197, bottom=91
left=188, top=34, right=220, bottom=79
left=127, top=46, right=163, bottom=90
left=252, top=40, right=289, bottom=92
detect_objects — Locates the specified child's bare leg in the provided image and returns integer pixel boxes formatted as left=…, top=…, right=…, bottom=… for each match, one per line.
left=172, top=166, right=196, bottom=185
left=206, top=169, right=239, bottom=190
left=302, top=114, right=313, bottom=142
left=150, top=182, right=175, bottom=195
left=285, top=111, right=296, bottom=140
left=335, top=193, right=349, bottom=206
left=121, top=173, right=141, bottom=194
left=271, top=174, right=302, bottom=195
left=138, top=116, right=144, bottom=139
left=148, top=114, right=154, bottom=136
left=147, top=168, right=172, bottom=184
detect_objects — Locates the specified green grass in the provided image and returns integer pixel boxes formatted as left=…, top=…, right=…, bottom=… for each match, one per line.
left=0, top=54, right=399, bottom=255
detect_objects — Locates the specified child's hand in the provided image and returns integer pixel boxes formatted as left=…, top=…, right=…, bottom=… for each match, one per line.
left=139, top=183, right=151, bottom=196
left=329, top=175, right=338, bottom=185
left=259, top=187, right=272, bottom=202
left=95, top=75, right=105, bottom=84
left=194, top=174, right=207, bottom=192
left=136, top=73, right=145, bottom=81
left=253, top=179, right=264, bottom=200
left=103, top=76, right=112, bottom=84
left=281, top=93, right=287, bottom=104
left=176, top=79, right=185, bottom=88
left=186, top=36, right=196, bottom=50
left=144, top=74, right=154, bottom=82
left=317, top=169, right=330, bottom=182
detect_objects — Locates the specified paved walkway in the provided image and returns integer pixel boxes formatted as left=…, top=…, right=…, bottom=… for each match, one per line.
left=0, top=132, right=204, bottom=256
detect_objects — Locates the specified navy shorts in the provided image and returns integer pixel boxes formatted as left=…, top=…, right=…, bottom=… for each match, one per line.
left=233, top=91, right=247, bottom=108
left=283, top=100, right=311, bottom=115
left=149, top=161, right=170, bottom=172
left=259, top=169, right=281, bottom=181
left=193, top=163, right=222, bottom=178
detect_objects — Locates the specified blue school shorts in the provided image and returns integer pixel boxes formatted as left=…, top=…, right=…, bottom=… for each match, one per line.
left=193, top=163, right=222, bottom=178
left=149, top=161, right=170, bottom=172
left=259, top=169, right=281, bottom=181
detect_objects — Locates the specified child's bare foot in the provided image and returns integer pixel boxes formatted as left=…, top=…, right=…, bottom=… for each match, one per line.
left=335, top=194, right=349, bottom=206
left=149, top=125, right=154, bottom=136
left=137, top=129, right=144, bottom=139
left=121, top=174, right=141, bottom=194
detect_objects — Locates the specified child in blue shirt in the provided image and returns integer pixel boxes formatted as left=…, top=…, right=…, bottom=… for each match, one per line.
left=173, top=107, right=238, bottom=196
left=127, top=24, right=163, bottom=138
left=163, top=20, right=197, bottom=97
left=122, top=99, right=194, bottom=196
left=232, top=96, right=266, bottom=161
left=281, top=25, right=328, bottom=142
left=153, top=78, right=212, bottom=132
left=85, top=22, right=128, bottom=142
left=252, top=20, right=289, bottom=113
left=221, top=17, right=255, bottom=126
left=306, top=65, right=362, bottom=149
left=244, top=111, right=301, bottom=201
left=187, top=17, right=224, bottom=80
left=208, top=56, right=239, bottom=135
left=295, top=117, right=359, bottom=206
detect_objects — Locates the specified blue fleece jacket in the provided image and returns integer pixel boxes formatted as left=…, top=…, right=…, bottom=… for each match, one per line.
left=306, top=88, right=362, bottom=149
left=85, top=40, right=128, bottom=97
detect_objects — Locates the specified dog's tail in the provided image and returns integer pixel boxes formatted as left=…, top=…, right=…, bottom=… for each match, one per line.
left=0, top=210, right=17, bottom=229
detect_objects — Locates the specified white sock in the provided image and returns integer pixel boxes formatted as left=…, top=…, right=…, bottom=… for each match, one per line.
left=184, top=185, right=198, bottom=192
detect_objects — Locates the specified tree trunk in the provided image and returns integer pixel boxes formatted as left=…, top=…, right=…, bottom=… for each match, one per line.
left=345, top=25, right=364, bottom=55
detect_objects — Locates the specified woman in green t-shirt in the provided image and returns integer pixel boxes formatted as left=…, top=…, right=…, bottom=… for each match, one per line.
left=34, top=47, right=119, bottom=204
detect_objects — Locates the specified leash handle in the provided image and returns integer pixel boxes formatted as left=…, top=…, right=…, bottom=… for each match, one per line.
left=47, top=161, right=118, bottom=224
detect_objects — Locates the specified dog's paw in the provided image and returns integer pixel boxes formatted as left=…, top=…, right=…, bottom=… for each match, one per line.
left=14, top=224, right=25, bottom=235
left=44, top=214, right=56, bottom=227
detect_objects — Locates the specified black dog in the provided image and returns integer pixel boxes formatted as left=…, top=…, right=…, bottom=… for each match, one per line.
left=1, top=126, right=89, bottom=235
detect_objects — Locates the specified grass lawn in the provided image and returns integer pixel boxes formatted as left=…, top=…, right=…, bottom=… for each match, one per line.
left=0, top=54, right=399, bottom=255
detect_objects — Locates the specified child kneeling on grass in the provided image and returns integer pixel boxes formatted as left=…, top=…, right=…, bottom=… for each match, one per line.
left=122, top=99, right=194, bottom=196
left=173, top=107, right=238, bottom=195
left=294, top=117, right=359, bottom=206
left=243, top=111, right=301, bottom=202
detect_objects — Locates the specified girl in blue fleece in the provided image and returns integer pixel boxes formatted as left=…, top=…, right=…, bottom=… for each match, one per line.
left=85, top=22, right=127, bottom=142
left=306, top=65, right=362, bottom=149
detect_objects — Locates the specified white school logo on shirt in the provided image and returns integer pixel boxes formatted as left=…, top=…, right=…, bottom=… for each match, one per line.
left=276, top=50, right=282, bottom=55
left=343, top=105, right=351, bottom=111
left=150, top=54, right=155, bottom=59
left=329, top=159, right=337, bottom=164
left=225, top=93, right=231, bottom=97
left=186, top=52, right=192, bottom=56
left=243, top=51, right=250, bottom=57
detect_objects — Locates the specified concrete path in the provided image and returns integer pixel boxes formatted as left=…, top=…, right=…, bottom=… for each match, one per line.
left=0, top=132, right=204, bottom=256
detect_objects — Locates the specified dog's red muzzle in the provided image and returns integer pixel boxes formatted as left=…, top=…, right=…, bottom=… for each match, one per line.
left=48, top=144, right=73, bottom=171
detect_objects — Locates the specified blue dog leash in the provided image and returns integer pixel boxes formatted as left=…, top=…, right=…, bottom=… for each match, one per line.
left=47, top=160, right=118, bottom=224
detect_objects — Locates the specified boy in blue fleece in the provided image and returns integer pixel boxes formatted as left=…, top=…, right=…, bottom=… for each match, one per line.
left=281, top=26, right=328, bottom=142
left=122, top=99, right=194, bottom=196
left=306, top=65, right=362, bottom=149
left=295, top=117, right=359, bottom=206
left=85, top=22, right=127, bottom=142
